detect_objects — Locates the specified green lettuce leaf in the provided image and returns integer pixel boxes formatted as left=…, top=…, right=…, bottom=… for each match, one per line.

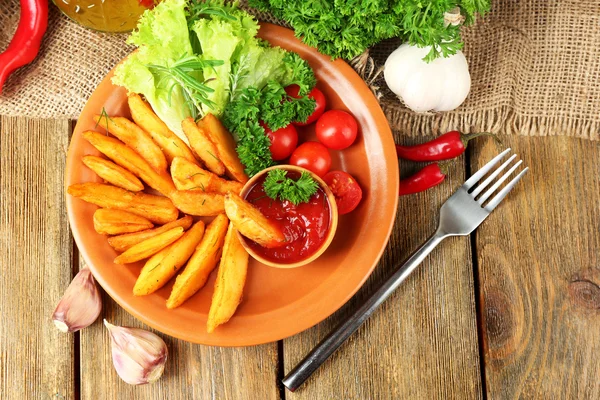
left=192, top=19, right=241, bottom=116
left=191, top=2, right=263, bottom=115
left=128, top=0, right=192, bottom=61
left=237, top=45, right=287, bottom=92
left=113, top=0, right=194, bottom=140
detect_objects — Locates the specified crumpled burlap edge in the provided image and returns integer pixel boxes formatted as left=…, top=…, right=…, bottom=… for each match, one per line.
left=383, top=105, right=599, bottom=140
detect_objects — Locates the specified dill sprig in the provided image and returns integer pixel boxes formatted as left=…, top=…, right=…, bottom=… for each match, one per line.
left=95, top=107, right=112, bottom=133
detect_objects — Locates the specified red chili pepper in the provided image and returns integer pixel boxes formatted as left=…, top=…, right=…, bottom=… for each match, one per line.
left=0, top=0, right=48, bottom=95
left=395, top=131, right=496, bottom=162
left=399, top=163, right=446, bottom=196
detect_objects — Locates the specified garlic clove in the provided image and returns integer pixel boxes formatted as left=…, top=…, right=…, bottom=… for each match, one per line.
left=104, top=320, right=168, bottom=385
left=52, top=267, right=102, bottom=333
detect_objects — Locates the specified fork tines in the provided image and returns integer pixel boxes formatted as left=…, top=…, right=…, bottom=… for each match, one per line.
left=464, top=148, right=529, bottom=212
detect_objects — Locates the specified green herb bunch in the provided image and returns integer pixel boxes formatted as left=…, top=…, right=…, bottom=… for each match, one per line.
left=249, top=0, right=490, bottom=61
left=264, top=169, right=319, bottom=205
left=222, top=54, right=317, bottom=177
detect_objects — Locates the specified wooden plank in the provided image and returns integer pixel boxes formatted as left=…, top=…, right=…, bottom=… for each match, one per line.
left=79, top=252, right=280, bottom=400
left=0, top=117, right=75, bottom=399
left=284, top=134, right=482, bottom=399
left=472, top=136, right=600, bottom=398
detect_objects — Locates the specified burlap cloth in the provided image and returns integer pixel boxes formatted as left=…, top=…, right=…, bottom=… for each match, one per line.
left=1, top=0, right=599, bottom=141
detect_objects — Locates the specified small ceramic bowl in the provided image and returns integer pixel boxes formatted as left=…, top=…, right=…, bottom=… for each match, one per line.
left=237, top=165, right=339, bottom=269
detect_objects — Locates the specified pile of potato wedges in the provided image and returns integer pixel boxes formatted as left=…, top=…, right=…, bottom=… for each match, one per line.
left=68, top=94, right=266, bottom=333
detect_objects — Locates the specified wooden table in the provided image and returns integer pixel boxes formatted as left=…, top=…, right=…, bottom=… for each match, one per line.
left=1, top=115, right=598, bottom=399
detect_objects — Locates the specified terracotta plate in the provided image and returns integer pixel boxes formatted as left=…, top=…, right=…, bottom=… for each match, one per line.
left=65, top=24, right=399, bottom=346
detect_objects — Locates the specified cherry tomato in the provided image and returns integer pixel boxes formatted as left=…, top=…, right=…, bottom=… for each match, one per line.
left=316, top=110, right=358, bottom=150
left=323, top=171, right=363, bottom=215
left=285, top=85, right=326, bottom=126
left=262, top=122, right=298, bottom=161
left=290, top=141, right=331, bottom=177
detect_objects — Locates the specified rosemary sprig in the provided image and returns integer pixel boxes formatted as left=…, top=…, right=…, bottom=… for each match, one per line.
left=148, top=55, right=224, bottom=119
left=228, top=53, right=250, bottom=103
left=187, top=2, right=237, bottom=25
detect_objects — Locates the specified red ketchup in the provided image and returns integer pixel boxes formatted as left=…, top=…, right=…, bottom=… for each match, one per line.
left=243, top=173, right=331, bottom=264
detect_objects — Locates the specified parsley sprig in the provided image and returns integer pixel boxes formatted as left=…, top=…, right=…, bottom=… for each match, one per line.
left=263, top=169, right=318, bottom=205
left=281, top=52, right=316, bottom=96
left=222, top=87, right=274, bottom=176
left=258, top=81, right=315, bottom=131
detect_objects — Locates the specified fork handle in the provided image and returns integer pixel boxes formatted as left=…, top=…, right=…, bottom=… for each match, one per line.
left=282, top=231, right=447, bottom=392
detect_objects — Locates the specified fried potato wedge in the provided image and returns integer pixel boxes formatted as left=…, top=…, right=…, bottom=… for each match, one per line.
left=93, top=114, right=167, bottom=173
left=167, top=214, right=229, bottom=309
left=68, top=182, right=178, bottom=224
left=82, top=155, right=144, bottom=192
left=171, top=156, right=211, bottom=192
left=82, top=131, right=175, bottom=196
left=128, top=94, right=198, bottom=166
left=182, top=117, right=225, bottom=176
left=170, top=190, right=225, bottom=216
left=207, top=222, right=249, bottom=333
left=198, top=114, right=248, bottom=183
left=224, top=193, right=286, bottom=248
left=107, top=216, right=193, bottom=252
left=93, top=209, right=154, bottom=235
left=133, top=221, right=205, bottom=296
left=171, top=157, right=243, bottom=195
left=114, top=227, right=185, bottom=264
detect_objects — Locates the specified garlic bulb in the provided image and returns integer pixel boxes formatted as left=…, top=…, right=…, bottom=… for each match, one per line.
left=52, top=267, right=102, bottom=333
left=104, top=320, right=168, bottom=385
left=384, top=43, right=471, bottom=113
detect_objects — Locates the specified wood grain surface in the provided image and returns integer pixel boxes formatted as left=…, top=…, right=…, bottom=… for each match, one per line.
left=0, top=117, right=75, bottom=399
left=78, top=256, right=280, bottom=400
left=283, top=135, right=483, bottom=399
left=2, top=115, right=599, bottom=399
left=472, top=136, right=600, bottom=399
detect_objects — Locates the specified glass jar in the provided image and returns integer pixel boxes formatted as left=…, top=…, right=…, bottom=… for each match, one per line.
left=53, top=0, right=157, bottom=33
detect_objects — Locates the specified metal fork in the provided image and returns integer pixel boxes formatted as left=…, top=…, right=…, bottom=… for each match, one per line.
left=282, top=148, right=528, bottom=392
